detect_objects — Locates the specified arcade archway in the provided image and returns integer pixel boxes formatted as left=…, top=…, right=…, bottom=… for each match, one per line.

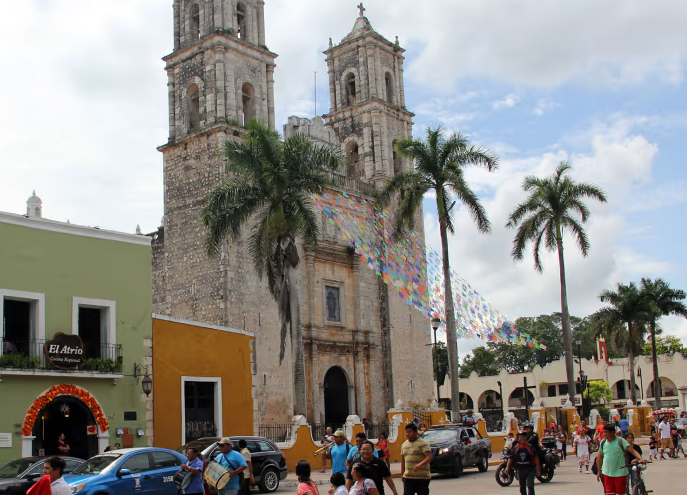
left=324, top=366, right=350, bottom=429
left=32, top=395, right=98, bottom=459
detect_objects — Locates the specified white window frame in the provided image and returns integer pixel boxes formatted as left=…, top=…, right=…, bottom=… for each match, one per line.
left=323, top=281, right=345, bottom=326
left=0, top=289, right=45, bottom=356
left=72, top=297, right=116, bottom=346
left=181, top=376, right=223, bottom=445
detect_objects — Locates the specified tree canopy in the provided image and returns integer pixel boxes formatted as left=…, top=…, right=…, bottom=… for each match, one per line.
left=641, top=334, right=685, bottom=355
left=584, top=380, right=613, bottom=405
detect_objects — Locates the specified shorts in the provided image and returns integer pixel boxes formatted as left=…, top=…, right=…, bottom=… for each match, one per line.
left=603, top=475, right=627, bottom=495
left=556, top=442, right=563, bottom=450
left=661, top=438, right=674, bottom=449
left=649, top=448, right=657, bottom=456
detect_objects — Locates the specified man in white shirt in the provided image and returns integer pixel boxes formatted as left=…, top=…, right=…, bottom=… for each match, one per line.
left=658, top=417, right=674, bottom=459
left=43, top=456, right=72, bottom=495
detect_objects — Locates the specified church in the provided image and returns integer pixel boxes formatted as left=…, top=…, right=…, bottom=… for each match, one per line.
left=152, top=0, right=434, bottom=428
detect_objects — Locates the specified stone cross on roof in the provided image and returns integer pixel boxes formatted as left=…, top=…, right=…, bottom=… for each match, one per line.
left=357, top=3, right=366, bottom=17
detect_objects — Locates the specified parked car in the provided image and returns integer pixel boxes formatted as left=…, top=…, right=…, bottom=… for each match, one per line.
left=63, top=448, right=186, bottom=495
left=177, top=436, right=287, bottom=493
left=422, top=425, right=492, bottom=477
left=0, top=457, right=84, bottom=495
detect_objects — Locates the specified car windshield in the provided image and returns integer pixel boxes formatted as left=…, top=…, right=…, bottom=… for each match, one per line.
left=177, top=439, right=218, bottom=455
left=422, top=430, right=456, bottom=442
left=0, top=459, right=35, bottom=479
left=72, top=455, right=122, bottom=475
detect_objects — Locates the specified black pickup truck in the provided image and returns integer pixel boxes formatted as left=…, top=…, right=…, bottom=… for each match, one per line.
left=422, top=425, right=492, bottom=477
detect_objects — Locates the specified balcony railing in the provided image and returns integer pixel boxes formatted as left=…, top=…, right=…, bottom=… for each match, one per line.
left=324, top=171, right=378, bottom=197
left=0, top=339, right=123, bottom=374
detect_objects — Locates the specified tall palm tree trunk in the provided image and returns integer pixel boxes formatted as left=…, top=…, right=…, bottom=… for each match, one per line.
left=555, top=227, right=576, bottom=405
left=650, top=322, right=661, bottom=408
left=627, top=321, right=637, bottom=404
left=437, top=192, right=461, bottom=421
left=288, top=266, right=307, bottom=416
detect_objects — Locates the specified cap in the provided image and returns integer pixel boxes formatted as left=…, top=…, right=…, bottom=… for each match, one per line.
left=217, top=437, right=233, bottom=445
left=333, top=430, right=346, bottom=438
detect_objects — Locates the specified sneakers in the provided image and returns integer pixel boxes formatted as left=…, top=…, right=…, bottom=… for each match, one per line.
left=579, top=468, right=582, bottom=473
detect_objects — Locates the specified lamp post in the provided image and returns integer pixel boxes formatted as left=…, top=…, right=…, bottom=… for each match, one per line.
left=133, top=363, right=153, bottom=397
left=430, top=317, right=442, bottom=405
left=497, top=380, right=504, bottom=423
left=637, top=366, right=644, bottom=401
left=575, top=338, right=583, bottom=400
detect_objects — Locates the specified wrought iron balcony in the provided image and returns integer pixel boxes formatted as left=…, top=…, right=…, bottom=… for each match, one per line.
left=0, top=338, right=123, bottom=374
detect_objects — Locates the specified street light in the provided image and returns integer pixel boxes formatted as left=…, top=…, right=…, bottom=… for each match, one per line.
left=430, top=317, right=442, bottom=406
left=133, top=363, right=153, bottom=397
left=497, top=380, right=504, bottom=424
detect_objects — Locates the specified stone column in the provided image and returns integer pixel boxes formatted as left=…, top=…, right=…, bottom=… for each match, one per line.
left=214, top=46, right=226, bottom=122
left=358, top=45, right=369, bottom=101
left=267, top=65, right=276, bottom=129
left=173, top=0, right=181, bottom=50
left=214, top=0, right=223, bottom=30
left=257, top=1, right=266, bottom=46
left=167, top=71, right=176, bottom=140
left=371, top=110, right=383, bottom=176
left=333, top=57, right=342, bottom=110
left=398, top=57, right=406, bottom=107
left=327, top=59, right=337, bottom=111
left=225, top=51, right=237, bottom=120
left=366, top=44, right=377, bottom=98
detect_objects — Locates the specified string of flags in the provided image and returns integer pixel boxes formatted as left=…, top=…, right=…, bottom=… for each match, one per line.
left=314, top=189, right=548, bottom=351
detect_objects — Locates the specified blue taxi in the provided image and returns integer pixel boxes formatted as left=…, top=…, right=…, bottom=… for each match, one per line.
left=63, top=448, right=186, bottom=495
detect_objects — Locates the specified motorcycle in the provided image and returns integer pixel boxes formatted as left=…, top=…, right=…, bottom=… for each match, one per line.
left=495, top=447, right=516, bottom=487
left=495, top=438, right=559, bottom=487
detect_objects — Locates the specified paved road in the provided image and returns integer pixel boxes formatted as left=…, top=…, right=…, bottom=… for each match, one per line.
left=277, top=456, right=686, bottom=494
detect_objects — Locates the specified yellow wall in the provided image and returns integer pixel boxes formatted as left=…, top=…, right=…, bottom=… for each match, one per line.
left=152, top=318, right=254, bottom=450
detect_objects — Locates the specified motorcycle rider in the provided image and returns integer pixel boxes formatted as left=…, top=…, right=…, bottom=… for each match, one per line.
left=523, top=423, right=540, bottom=450
left=507, top=432, right=541, bottom=495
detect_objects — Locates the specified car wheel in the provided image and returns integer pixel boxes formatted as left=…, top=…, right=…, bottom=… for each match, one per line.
left=477, top=454, right=488, bottom=472
left=451, top=456, right=463, bottom=478
left=258, top=467, right=279, bottom=493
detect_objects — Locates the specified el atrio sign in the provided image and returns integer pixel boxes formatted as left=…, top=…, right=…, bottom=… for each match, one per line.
left=44, top=333, right=84, bottom=369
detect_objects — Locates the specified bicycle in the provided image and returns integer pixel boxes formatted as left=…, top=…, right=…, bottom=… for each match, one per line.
left=621, top=462, right=652, bottom=495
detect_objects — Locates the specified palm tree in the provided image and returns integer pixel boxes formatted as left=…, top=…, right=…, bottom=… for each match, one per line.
left=639, top=278, right=687, bottom=408
left=506, top=162, right=606, bottom=405
left=594, top=282, right=647, bottom=403
left=378, top=126, right=498, bottom=421
left=201, top=119, right=342, bottom=416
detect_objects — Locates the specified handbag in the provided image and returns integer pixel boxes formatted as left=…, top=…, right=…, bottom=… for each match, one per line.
left=377, top=449, right=385, bottom=458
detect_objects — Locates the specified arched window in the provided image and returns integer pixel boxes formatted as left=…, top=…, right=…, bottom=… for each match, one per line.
left=346, top=140, right=361, bottom=178
left=190, top=4, right=200, bottom=41
left=187, top=83, right=200, bottom=130
left=237, top=3, right=247, bottom=40
left=345, top=73, right=357, bottom=106
left=385, top=73, right=394, bottom=104
left=242, top=82, right=256, bottom=125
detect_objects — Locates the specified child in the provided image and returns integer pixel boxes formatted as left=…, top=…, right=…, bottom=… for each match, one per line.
left=328, top=472, right=348, bottom=495
left=649, top=435, right=658, bottom=460
left=675, top=432, right=686, bottom=458
left=504, top=432, right=515, bottom=450
left=573, top=428, right=591, bottom=474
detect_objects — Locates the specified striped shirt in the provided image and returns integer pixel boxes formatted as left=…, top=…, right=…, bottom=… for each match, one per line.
left=401, top=438, right=431, bottom=479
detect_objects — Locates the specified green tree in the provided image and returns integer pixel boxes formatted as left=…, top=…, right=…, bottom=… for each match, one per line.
left=201, top=120, right=341, bottom=415
left=594, top=282, right=647, bottom=404
left=639, top=278, right=687, bottom=409
left=460, top=346, right=498, bottom=377
left=572, top=314, right=627, bottom=360
left=433, top=341, right=449, bottom=386
left=378, top=126, right=498, bottom=420
left=584, top=380, right=612, bottom=405
left=641, top=335, right=685, bottom=356
left=506, top=162, right=607, bottom=404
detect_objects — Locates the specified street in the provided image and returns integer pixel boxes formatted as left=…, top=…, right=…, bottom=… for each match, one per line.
left=277, top=457, right=686, bottom=494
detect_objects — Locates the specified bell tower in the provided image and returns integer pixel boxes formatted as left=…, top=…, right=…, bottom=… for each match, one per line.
left=323, top=4, right=414, bottom=185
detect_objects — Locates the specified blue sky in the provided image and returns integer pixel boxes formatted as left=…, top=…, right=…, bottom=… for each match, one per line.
left=0, top=0, right=685, bottom=352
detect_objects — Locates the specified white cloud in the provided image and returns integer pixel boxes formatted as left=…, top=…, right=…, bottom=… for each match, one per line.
left=492, top=93, right=519, bottom=110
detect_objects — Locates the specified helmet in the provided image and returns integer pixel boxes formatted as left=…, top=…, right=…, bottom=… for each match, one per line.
left=523, top=422, right=534, bottom=430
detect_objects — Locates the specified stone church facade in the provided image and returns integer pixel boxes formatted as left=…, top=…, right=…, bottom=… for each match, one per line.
left=152, top=0, right=433, bottom=427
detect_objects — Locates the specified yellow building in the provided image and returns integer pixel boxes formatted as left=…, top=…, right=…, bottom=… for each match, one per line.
left=152, top=315, right=255, bottom=450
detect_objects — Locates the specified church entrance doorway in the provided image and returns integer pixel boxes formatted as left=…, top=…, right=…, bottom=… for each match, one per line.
left=32, top=395, right=98, bottom=460
left=324, top=367, right=349, bottom=430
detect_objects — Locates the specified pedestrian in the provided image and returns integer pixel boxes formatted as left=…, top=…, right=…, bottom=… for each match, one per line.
left=574, top=427, right=592, bottom=474
left=648, top=436, right=657, bottom=460
left=113, top=443, right=121, bottom=450
left=504, top=433, right=515, bottom=451
left=594, top=419, right=607, bottom=443
left=346, top=432, right=378, bottom=470
left=658, top=416, right=674, bottom=459
left=506, top=432, right=540, bottom=495
left=595, top=424, right=644, bottom=495
left=181, top=447, right=205, bottom=495
left=238, top=440, right=255, bottom=495
left=296, top=461, right=320, bottom=495
left=362, top=418, right=370, bottom=438
left=56, top=434, right=70, bottom=455
left=556, top=426, right=566, bottom=461
left=345, top=441, right=398, bottom=495
left=328, top=473, right=347, bottom=495
left=619, top=415, right=629, bottom=436
left=214, top=438, right=248, bottom=495
left=42, top=456, right=71, bottom=495
left=623, top=434, right=642, bottom=495
left=320, top=427, right=335, bottom=473
left=349, top=463, right=379, bottom=495
left=377, top=433, right=390, bottom=468
left=671, top=422, right=686, bottom=458
left=103, top=446, right=111, bottom=453
left=329, top=430, right=351, bottom=476
left=400, top=423, right=432, bottom=495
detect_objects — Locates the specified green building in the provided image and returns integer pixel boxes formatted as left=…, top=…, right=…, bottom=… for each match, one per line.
left=0, top=194, right=153, bottom=462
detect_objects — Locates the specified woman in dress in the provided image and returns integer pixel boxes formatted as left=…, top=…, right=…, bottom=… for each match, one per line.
left=377, top=433, right=390, bottom=468
left=348, top=463, right=379, bottom=495
left=296, top=461, right=319, bottom=495
left=57, top=434, right=70, bottom=454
